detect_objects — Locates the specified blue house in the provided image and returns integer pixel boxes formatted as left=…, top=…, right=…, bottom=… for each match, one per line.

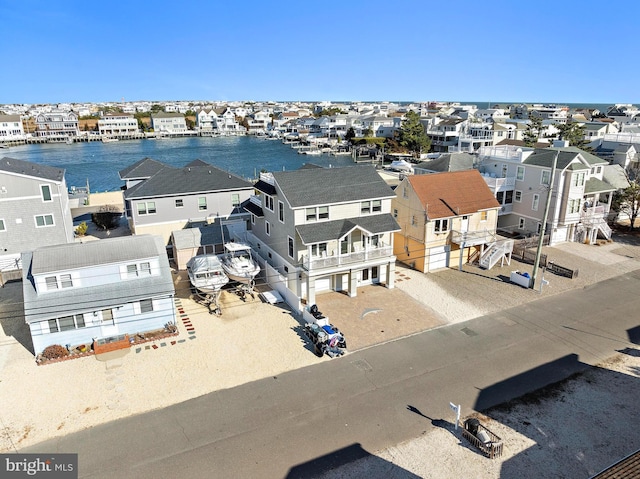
left=21, top=235, right=176, bottom=356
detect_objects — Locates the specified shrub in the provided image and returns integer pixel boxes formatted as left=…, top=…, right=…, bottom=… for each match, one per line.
left=75, top=221, right=88, bottom=236
left=41, top=344, right=69, bottom=360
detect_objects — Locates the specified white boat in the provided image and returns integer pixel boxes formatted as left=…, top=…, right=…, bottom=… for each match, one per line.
left=219, top=242, right=260, bottom=284
left=102, top=137, right=119, bottom=143
left=186, top=254, right=229, bottom=294
left=388, top=159, right=414, bottom=173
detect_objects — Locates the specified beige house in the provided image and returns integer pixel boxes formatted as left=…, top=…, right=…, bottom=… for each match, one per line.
left=393, top=170, right=501, bottom=272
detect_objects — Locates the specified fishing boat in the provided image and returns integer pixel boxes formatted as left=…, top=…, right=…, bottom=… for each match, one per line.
left=186, top=254, right=230, bottom=294
left=219, top=242, right=260, bottom=285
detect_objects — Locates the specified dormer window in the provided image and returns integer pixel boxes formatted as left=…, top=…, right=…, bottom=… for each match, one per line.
left=41, top=184, right=52, bottom=202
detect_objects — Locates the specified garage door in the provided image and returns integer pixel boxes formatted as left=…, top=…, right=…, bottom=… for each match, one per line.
left=315, top=276, right=331, bottom=292
left=428, top=245, right=449, bottom=271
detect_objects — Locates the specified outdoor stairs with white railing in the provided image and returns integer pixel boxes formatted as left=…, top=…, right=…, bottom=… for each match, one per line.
left=479, top=239, right=514, bottom=270
left=596, top=218, right=612, bottom=239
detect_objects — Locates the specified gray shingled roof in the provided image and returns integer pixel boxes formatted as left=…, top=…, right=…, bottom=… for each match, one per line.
left=296, top=214, right=400, bottom=244
left=524, top=149, right=586, bottom=170
left=414, top=153, right=475, bottom=173
left=172, top=225, right=225, bottom=250
left=243, top=201, right=264, bottom=217
left=584, top=177, right=616, bottom=194
left=21, top=235, right=174, bottom=324
left=549, top=146, right=608, bottom=165
left=602, top=164, right=631, bottom=189
left=31, top=235, right=163, bottom=274
left=118, top=157, right=166, bottom=180
left=0, top=157, right=65, bottom=182
left=273, top=165, right=395, bottom=208
left=123, top=164, right=253, bottom=199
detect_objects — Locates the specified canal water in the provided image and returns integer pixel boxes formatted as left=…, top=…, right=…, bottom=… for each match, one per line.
left=4, top=136, right=355, bottom=192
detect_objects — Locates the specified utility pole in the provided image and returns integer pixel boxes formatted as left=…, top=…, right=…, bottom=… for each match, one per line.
left=531, top=151, right=559, bottom=289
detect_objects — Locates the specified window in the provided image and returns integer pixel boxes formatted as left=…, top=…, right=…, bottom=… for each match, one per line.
left=480, top=211, right=488, bottom=222
left=541, top=170, right=551, bottom=186
left=265, top=221, right=271, bottom=236
left=496, top=191, right=504, bottom=204
left=288, top=236, right=294, bottom=258
left=537, top=223, right=543, bottom=234
left=126, top=262, right=151, bottom=278
left=393, top=209, right=398, bottom=218
left=596, top=166, right=602, bottom=174
left=568, top=198, right=581, bottom=214
left=518, top=217, right=525, bottom=229
left=403, top=187, right=408, bottom=198
left=198, top=197, right=207, bottom=211
left=0, top=219, right=5, bottom=231
left=318, top=206, right=329, bottom=219
left=137, top=201, right=156, bottom=215
left=411, top=215, right=416, bottom=226
left=45, top=276, right=58, bottom=291
left=515, top=190, right=522, bottom=202
left=361, top=201, right=371, bottom=214
left=306, top=208, right=317, bottom=221
left=41, top=184, right=52, bottom=202
left=140, top=299, right=153, bottom=314
left=265, top=195, right=274, bottom=211
left=60, top=274, right=73, bottom=288
left=516, top=166, right=525, bottom=181
left=251, top=214, right=255, bottom=225
left=572, top=172, right=586, bottom=187
left=532, top=194, right=540, bottom=211
left=232, top=193, right=240, bottom=207
left=140, top=262, right=151, bottom=275
left=59, top=316, right=76, bottom=332
left=48, top=318, right=59, bottom=333
left=434, top=219, right=449, bottom=233
left=505, top=190, right=513, bottom=204
left=35, top=214, right=54, bottom=227
left=372, top=200, right=382, bottom=212
left=311, top=243, right=327, bottom=256
left=278, top=201, right=284, bottom=223
left=175, top=199, right=184, bottom=208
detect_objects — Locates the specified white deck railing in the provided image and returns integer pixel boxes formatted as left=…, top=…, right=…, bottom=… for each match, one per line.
left=301, top=246, right=393, bottom=271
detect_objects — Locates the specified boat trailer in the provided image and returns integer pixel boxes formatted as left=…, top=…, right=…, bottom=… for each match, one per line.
left=193, top=289, right=223, bottom=316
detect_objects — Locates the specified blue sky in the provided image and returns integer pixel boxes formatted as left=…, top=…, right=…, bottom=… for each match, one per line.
left=1, top=0, right=638, bottom=105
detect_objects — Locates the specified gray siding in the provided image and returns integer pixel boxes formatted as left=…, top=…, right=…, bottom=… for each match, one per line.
left=0, top=172, right=74, bottom=255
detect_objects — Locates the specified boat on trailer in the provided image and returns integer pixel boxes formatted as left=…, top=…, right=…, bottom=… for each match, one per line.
left=219, top=242, right=260, bottom=298
left=186, top=254, right=229, bottom=314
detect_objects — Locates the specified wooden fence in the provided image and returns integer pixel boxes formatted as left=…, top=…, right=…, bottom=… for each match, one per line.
left=462, top=421, right=504, bottom=459
left=548, top=261, right=579, bottom=279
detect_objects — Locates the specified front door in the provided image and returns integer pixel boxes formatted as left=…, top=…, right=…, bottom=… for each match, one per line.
left=460, top=215, right=469, bottom=233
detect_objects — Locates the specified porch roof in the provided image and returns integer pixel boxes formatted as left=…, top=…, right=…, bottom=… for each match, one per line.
left=584, top=177, right=616, bottom=194
left=296, top=214, right=400, bottom=245
left=243, top=201, right=264, bottom=217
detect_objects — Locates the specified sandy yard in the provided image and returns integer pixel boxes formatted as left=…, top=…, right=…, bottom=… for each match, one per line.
left=1, top=230, right=640, bottom=478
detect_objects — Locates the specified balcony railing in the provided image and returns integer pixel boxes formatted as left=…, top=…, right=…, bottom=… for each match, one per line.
left=451, top=229, right=497, bottom=246
left=301, top=246, right=393, bottom=271
left=481, top=174, right=516, bottom=192
left=580, top=205, right=608, bottom=225
left=249, top=195, right=262, bottom=207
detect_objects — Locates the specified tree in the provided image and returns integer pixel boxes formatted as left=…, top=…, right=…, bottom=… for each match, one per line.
left=523, top=116, right=544, bottom=147
left=556, top=122, right=589, bottom=149
left=151, top=104, right=165, bottom=113
left=345, top=127, right=356, bottom=142
left=397, top=111, right=430, bottom=158
left=612, top=181, right=640, bottom=231
left=92, top=204, right=121, bottom=230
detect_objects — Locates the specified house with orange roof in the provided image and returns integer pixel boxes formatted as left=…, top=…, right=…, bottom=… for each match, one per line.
left=392, top=170, right=502, bottom=272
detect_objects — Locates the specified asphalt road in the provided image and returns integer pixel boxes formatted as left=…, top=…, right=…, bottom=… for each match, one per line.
left=23, top=270, right=640, bottom=478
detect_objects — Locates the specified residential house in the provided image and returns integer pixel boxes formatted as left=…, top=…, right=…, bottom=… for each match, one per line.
left=21, top=235, right=176, bottom=355
left=426, top=118, right=466, bottom=153
left=151, top=112, right=188, bottom=135
left=35, top=111, right=79, bottom=140
left=246, top=165, right=400, bottom=306
left=0, top=114, right=25, bottom=142
left=477, top=144, right=617, bottom=245
left=393, top=170, right=501, bottom=273
left=196, top=107, right=243, bottom=136
left=583, top=121, right=618, bottom=141
left=360, top=116, right=400, bottom=138
left=120, top=159, right=254, bottom=245
left=529, top=105, right=568, bottom=124
left=0, top=157, right=74, bottom=272
left=98, top=113, right=140, bottom=138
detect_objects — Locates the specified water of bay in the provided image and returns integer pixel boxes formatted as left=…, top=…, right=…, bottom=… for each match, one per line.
left=5, top=136, right=356, bottom=192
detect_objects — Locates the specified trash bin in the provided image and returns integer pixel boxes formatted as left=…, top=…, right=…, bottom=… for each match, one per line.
left=465, top=418, right=480, bottom=436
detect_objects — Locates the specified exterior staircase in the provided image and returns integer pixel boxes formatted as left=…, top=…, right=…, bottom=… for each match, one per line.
left=479, top=239, right=514, bottom=270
